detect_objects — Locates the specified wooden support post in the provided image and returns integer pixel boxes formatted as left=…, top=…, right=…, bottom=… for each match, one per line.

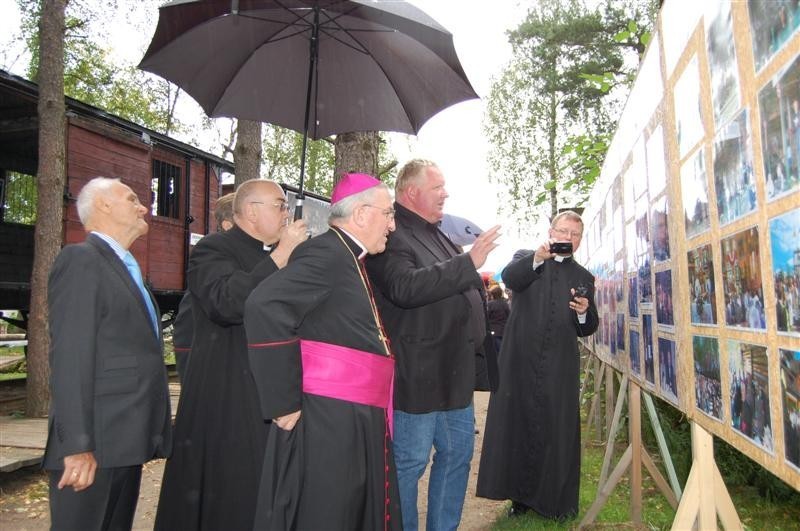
left=579, top=350, right=593, bottom=408
left=605, top=365, right=614, bottom=439
left=593, top=357, right=603, bottom=437
left=643, top=393, right=682, bottom=500
left=581, top=379, right=682, bottom=528
left=671, top=422, right=743, bottom=530
left=580, top=445, right=633, bottom=527
left=583, top=360, right=605, bottom=449
left=599, top=376, right=628, bottom=486
left=629, top=381, right=642, bottom=523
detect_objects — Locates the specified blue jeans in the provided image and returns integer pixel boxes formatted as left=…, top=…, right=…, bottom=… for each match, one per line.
left=393, top=403, right=475, bottom=531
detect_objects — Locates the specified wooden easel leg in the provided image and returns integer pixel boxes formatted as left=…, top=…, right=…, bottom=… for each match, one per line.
left=605, top=365, right=614, bottom=439
left=599, top=376, right=628, bottom=485
left=593, top=358, right=603, bottom=437
left=629, top=381, right=642, bottom=523
left=579, top=445, right=633, bottom=527
left=644, top=393, right=682, bottom=500
left=671, top=422, right=743, bottom=530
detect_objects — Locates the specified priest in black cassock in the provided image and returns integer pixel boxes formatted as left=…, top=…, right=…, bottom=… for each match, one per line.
left=244, top=173, right=402, bottom=531
left=155, top=180, right=307, bottom=531
left=477, top=210, right=599, bottom=520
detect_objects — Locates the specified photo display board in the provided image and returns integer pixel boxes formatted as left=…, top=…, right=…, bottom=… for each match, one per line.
left=577, top=0, right=800, bottom=489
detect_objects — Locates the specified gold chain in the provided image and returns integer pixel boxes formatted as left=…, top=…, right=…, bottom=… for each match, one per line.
left=331, top=228, right=392, bottom=357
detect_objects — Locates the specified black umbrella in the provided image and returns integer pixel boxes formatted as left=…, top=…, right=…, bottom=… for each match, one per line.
left=139, top=0, right=478, bottom=216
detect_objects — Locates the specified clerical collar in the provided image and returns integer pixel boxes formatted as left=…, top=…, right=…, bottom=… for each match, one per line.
left=554, top=254, right=571, bottom=262
left=334, top=227, right=367, bottom=259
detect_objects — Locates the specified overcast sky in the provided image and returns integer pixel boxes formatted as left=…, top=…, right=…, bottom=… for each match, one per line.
left=0, top=0, right=537, bottom=273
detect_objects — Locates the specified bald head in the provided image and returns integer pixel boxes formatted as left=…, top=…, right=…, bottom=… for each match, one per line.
left=233, top=179, right=290, bottom=245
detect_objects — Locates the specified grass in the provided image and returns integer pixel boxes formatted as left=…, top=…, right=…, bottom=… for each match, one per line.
left=489, top=428, right=800, bottom=530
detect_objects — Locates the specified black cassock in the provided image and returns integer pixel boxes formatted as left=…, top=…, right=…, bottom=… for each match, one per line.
left=155, top=226, right=275, bottom=531
left=477, top=251, right=598, bottom=519
left=245, top=227, right=402, bottom=531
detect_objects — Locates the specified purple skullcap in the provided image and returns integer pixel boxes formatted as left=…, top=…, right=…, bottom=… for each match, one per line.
left=331, top=173, right=381, bottom=204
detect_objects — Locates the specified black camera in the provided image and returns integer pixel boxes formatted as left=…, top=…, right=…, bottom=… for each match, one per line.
left=574, top=285, right=588, bottom=298
left=549, top=241, right=573, bottom=254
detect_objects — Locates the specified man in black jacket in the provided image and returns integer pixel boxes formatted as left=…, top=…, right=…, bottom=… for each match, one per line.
left=366, top=159, right=500, bottom=531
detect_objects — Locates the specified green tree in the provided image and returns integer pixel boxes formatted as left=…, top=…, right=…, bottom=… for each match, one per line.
left=485, top=0, right=656, bottom=224
left=18, top=0, right=182, bottom=135
left=261, top=125, right=336, bottom=197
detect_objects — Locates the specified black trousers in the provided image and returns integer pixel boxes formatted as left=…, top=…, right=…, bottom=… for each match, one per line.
left=48, top=465, right=142, bottom=531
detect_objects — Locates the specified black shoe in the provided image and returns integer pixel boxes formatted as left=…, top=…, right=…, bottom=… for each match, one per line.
left=508, top=501, right=532, bottom=517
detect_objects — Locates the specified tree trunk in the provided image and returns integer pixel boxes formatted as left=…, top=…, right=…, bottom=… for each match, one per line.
left=27, top=0, right=68, bottom=417
left=547, top=73, right=559, bottom=220
left=334, top=131, right=380, bottom=185
left=233, top=119, right=262, bottom=188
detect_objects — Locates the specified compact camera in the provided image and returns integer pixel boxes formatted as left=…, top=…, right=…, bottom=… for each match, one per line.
left=549, top=241, right=573, bottom=254
left=573, top=285, right=589, bottom=298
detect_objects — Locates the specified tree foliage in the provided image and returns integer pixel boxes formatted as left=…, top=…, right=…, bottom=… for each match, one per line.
left=18, top=0, right=183, bottom=135
left=485, top=0, right=657, bottom=226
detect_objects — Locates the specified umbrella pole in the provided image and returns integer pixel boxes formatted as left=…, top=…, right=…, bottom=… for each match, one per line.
left=295, top=6, right=320, bottom=221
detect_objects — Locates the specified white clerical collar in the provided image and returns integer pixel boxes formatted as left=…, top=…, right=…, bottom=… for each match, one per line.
left=337, top=227, right=368, bottom=259
left=554, top=254, right=571, bottom=262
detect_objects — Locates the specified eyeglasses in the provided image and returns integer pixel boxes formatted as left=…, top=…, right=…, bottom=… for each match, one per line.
left=363, top=204, right=396, bottom=219
left=250, top=201, right=290, bottom=212
left=552, top=227, right=583, bottom=238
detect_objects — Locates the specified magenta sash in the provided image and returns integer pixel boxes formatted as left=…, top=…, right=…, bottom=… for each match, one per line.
left=300, top=339, right=394, bottom=437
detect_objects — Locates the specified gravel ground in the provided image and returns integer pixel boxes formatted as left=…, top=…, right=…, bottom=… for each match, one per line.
left=0, top=391, right=505, bottom=530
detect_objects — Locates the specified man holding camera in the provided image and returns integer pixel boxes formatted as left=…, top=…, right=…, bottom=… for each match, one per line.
left=477, top=210, right=598, bottom=521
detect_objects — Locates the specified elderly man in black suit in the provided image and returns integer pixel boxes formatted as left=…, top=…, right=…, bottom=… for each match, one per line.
left=44, top=176, right=172, bottom=530
left=366, top=159, right=501, bottom=531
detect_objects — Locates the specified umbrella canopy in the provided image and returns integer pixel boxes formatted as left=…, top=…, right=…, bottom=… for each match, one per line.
left=139, top=0, right=478, bottom=140
left=440, top=213, right=483, bottom=246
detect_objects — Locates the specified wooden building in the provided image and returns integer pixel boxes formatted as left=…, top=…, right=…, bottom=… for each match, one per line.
left=0, top=69, right=233, bottom=320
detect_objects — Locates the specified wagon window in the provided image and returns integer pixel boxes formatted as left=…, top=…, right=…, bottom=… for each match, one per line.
left=1, top=171, right=37, bottom=225
left=151, top=160, right=180, bottom=219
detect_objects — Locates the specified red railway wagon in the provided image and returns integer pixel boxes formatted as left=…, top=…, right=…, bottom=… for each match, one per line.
left=0, top=69, right=233, bottom=328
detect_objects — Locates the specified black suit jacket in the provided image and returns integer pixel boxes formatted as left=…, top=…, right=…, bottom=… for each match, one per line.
left=43, top=234, right=172, bottom=469
left=366, top=203, right=498, bottom=414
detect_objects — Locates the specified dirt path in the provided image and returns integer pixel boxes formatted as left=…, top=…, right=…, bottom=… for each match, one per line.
left=0, top=392, right=506, bottom=530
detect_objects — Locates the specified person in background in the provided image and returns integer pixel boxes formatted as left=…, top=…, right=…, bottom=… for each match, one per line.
left=155, top=180, right=307, bottom=531
left=44, top=177, right=172, bottom=530
left=366, top=159, right=500, bottom=531
left=487, top=284, right=510, bottom=353
left=477, top=210, right=598, bottom=521
left=244, top=173, right=402, bottom=530
left=172, top=192, right=235, bottom=383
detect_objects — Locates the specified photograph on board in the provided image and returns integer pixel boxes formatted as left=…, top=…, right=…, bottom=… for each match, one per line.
left=659, top=337, right=678, bottom=404
left=643, top=314, right=655, bottom=385
left=630, top=329, right=641, bottom=377
left=652, top=196, right=671, bottom=262
left=759, top=53, right=800, bottom=201
left=780, top=348, right=800, bottom=469
left=706, top=0, right=740, bottom=127
left=655, top=270, right=675, bottom=327
left=770, top=207, right=800, bottom=335
left=714, top=110, right=757, bottom=226
left=721, top=227, right=766, bottom=330
left=628, top=275, right=639, bottom=318
left=748, top=0, right=800, bottom=72
left=688, top=244, right=718, bottom=325
left=694, top=335, right=722, bottom=420
left=729, top=340, right=773, bottom=451
left=674, top=56, right=705, bottom=158
left=681, top=147, right=711, bottom=238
